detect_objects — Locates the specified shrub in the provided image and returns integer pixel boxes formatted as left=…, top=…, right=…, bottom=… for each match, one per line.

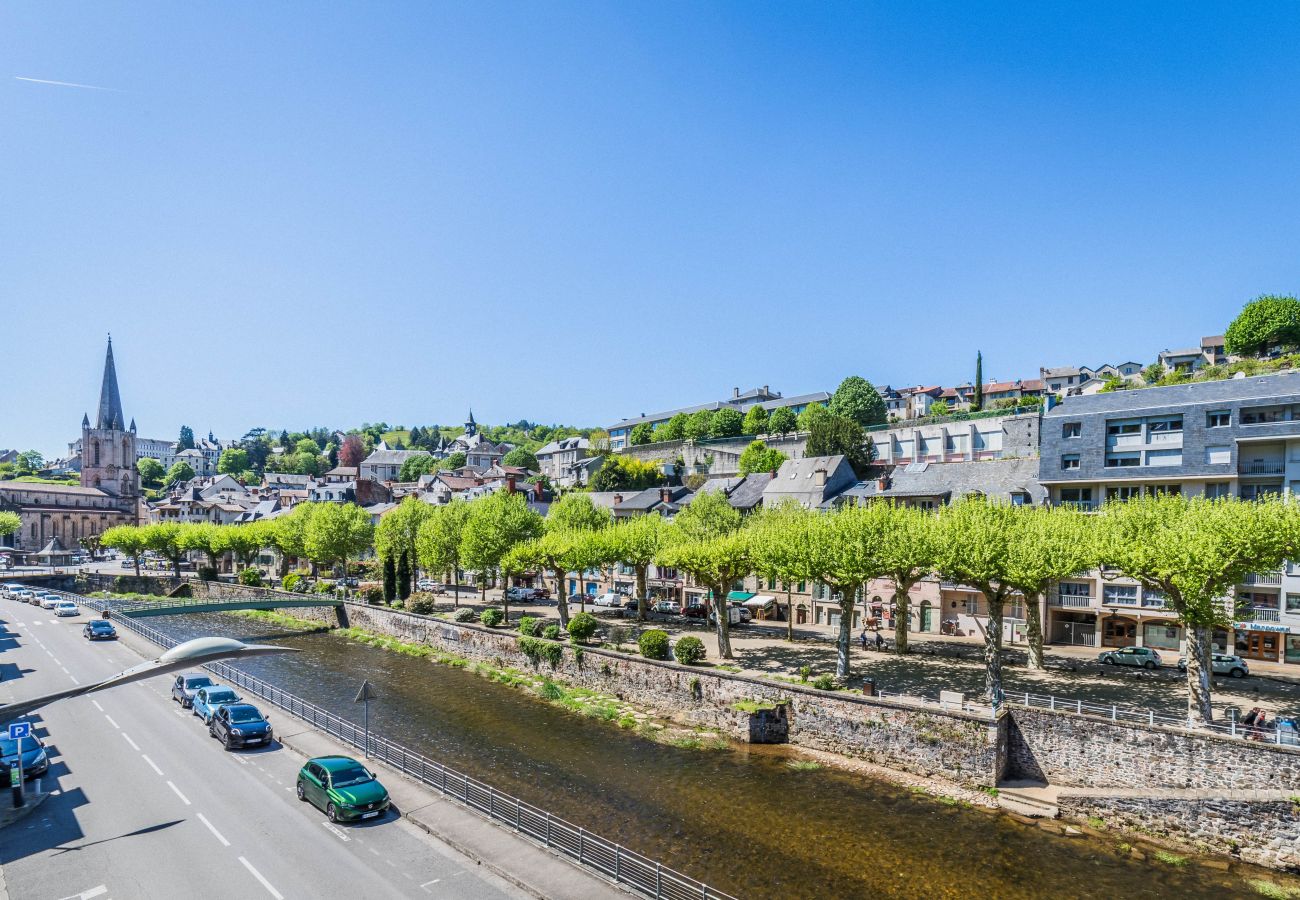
left=812, top=673, right=836, bottom=691
left=673, top=635, right=706, bottom=665
left=281, top=572, right=302, bottom=593
left=518, top=616, right=539, bottom=636
left=198, top=566, right=218, bottom=582
left=542, top=624, right=562, bottom=640
left=567, top=612, right=598, bottom=644
left=312, top=580, right=334, bottom=594
left=798, top=665, right=811, bottom=683
left=638, top=629, right=670, bottom=660
left=453, top=607, right=477, bottom=622
left=238, top=568, right=263, bottom=587
left=362, top=587, right=383, bottom=605
left=407, top=593, right=437, bottom=615
left=480, top=608, right=504, bottom=627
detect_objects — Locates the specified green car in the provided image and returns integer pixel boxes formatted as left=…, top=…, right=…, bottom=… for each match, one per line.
left=296, top=756, right=390, bottom=823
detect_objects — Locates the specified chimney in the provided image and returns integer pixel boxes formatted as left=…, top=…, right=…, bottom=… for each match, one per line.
left=533, top=480, right=543, bottom=500
left=733, top=387, right=740, bottom=398
left=660, top=487, right=672, bottom=505
left=877, top=474, right=890, bottom=492
left=763, top=385, right=769, bottom=395
left=506, top=474, right=516, bottom=493
left=614, top=493, right=624, bottom=505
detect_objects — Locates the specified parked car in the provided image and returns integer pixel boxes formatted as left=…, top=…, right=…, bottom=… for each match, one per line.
left=27, top=592, right=43, bottom=605
left=54, top=601, right=79, bottom=617
left=593, top=592, right=622, bottom=607
left=0, top=733, right=49, bottom=779
left=171, top=673, right=217, bottom=708
left=208, top=703, right=274, bottom=750
left=416, top=579, right=440, bottom=592
left=709, top=606, right=751, bottom=626
left=567, top=593, right=588, bottom=606
left=40, top=594, right=62, bottom=609
left=506, top=587, right=538, bottom=602
left=192, top=686, right=242, bottom=724
left=83, top=619, right=118, bottom=640
left=622, top=596, right=640, bottom=610
left=652, top=600, right=680, bottom=615
left=339, top=576, right=359, bottom=587
left=1097, top=646, right=1162, bottom=669
left=683, top=603, right=708, bottom=619
left=531, top=587, right=551, bottom=600
left=296, top=756, right=391, bottom=823
left=1177, top=653, right=1249, bottom=678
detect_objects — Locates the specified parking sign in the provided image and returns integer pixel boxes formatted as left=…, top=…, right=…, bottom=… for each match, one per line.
left=7, top=722, right=31, bottom=741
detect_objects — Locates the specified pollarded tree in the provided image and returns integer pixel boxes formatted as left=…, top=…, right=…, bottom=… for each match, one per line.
left=932, top=497, right=1019, bottom=705
left=375, top=496, right=434, bottom=584
left=673, top=490, right=741, bottom=543
left=741, top=405, right=769, bottom=436
left=1002, top=505, right=1095, bottom=670
left=510, top=530, right=593, bottom=627
left=748, top=501, right=815, bottom=642
left=143, top=522, right=186, bottom=578
left=767, top=406, right=798, bottom=436
left=1225, top=294, right=1300, bottom=357
left=658, top=531, right=753, bottom=659
left=305, top=502, right=374, bottom=576
left=100, top=525, right=149, bottom=577
left=1096, top=494, right=1300, bottom=722
left=178, top=522, right=223, bottom=570
left=461, top=491, right=544, bottom=605
left=871, top=503, right=938, bottom=655
left=602, top=515, right=671, bottom=622
left=415, top=500, right=472, bottom=605
left=547, top=492, right=612, bottom=534
left=223, top=523, right=270, bottom=569
left=803, top=504, right=891, bottom=678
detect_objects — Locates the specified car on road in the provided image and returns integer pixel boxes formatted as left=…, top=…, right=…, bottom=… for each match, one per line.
left=171, top=673, right=217, bottom=708
left=1097, top=646, right=1162, bottom=669
left=592, top=592, right=623, bottom=607
left=416, top=579, right=445, bottom=594
left=83, top=619, right=118, bottom=640
left=652, top=600, right=680, bottom=614
left=1177, top=653, right=1250, bottom=678
left=683, top=603, right=708, bottom=619
left=296, top=756, right=391, bottom=823
left=192, top=686, right=242, bottom=724
left=0, top=733, right=49, bottom=779
left=40, top=593, right=62, bottom=609
left=208, top=703, right=274, bottom=750
left=506, top=587, right=542, bottom=602
left=54, top=601, right=79, bottom=617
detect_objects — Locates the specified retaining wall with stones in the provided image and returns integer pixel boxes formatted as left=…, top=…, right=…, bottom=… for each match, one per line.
left=1007, top=707, right=1300, bottom=791
left=1057, top=792, right=1300, bottom=872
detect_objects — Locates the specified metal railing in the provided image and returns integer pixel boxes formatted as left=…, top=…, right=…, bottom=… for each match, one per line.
left=1243, top=572, right=1284, bottom=586
left=1054, top=594, right=1092, bottom=608
left=67, top=592, right=736, bottom=900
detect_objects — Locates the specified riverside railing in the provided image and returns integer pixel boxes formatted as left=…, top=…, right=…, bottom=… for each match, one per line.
left=65, top=592, right=737, bottom=900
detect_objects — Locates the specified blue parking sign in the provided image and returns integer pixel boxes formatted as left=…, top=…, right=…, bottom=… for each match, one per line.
left=7, top=722, right=31, bottom=740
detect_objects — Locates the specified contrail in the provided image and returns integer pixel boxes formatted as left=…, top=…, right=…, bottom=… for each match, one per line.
left=14, top=76, right=122, bottom=92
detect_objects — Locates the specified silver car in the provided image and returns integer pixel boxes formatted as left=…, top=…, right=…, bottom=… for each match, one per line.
left=1177, top=653, right=1249, bottom=678
left=171, top=673, right=217, bottom=708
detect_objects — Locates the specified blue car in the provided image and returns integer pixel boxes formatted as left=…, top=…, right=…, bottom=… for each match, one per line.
left=208, top=703, right=273, bottom=750
left=191, top=686, right=242, bottom=724
left=1, top=734, right=49, bottom=779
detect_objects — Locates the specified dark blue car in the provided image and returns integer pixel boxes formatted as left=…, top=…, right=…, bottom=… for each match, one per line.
left=208, top=703, right=273, bottom=750
left=1, top=735, right=49, bottom=779
left=83, top=619, right=118, bottom=640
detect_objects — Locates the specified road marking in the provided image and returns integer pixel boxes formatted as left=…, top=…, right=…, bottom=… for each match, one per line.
left=167, top=781, right=191, bottom=805
left=368, top=847, right=380, bottom=856
left=141, top=754, right=164, bottom=776
left=44, top=649, right=54, bottom=657
left=322, top=821, right=351, bottom=842
left=69, top=675, right=80, bottom=685
left=420, top=879, right=442, bottom=891
left=121, top=733, right=139, bottom=751
left=57, top=885, right=108, bottom=900
left=91, top=700, right=103, bottom=711
left=197, top=812, right=231, bottom=846
left=239, top=857, right=284, bottom=900
left=232, top=755, right=248, bottom=765
left=60, top=666, right=69, bottom=674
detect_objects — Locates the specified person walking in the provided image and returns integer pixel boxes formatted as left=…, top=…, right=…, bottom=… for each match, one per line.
left=859, top=629, right=869, bottom=651
left=875, top=631, right=885, bottom=651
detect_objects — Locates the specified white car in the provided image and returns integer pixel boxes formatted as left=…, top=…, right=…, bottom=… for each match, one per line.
left=55, top=601, right=79, bottom=617
left=40, top=594, right=62, bottom=609
left=593, top=592, right=623, bottom=607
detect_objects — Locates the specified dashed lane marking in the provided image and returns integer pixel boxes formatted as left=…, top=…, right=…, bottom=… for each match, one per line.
left=91, top=700, right=103, bottom=711
left=121, top=733, right=140, bottom=752
left=322, top=821, right=351, bottom=842
left=197, top=812, right=231, bottom=847
left=56, top=885, right=107, bottom=900
left=239, top=857, right=284, bottom=900
left=105, top=715, right=120, bottom=730
left=69, top=675, right=80, bottom=685
left=141, top=755, right=164, bottom=777
left=167, top=781, right=191, bottom=805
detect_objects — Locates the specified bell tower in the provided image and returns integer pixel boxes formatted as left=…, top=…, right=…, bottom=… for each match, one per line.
left=80, top=336, right=138, bottom=499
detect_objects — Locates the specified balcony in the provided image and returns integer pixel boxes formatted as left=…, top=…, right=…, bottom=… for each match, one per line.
left=1241, top=607, right=1281, bottom=622
left=1054, top=593, right=1093, bottom=608
left=1239, top=462, right=1285, bottom=476
left=1242, top=571, right=1283, bottom=587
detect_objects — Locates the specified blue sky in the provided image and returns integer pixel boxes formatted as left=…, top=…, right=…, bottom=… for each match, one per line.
left=5, top=3, right=1300, bottom=457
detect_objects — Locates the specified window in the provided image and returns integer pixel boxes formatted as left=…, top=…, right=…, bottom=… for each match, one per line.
left=1286, top=594, right=1300, bottom=614
left=1141, top=589, right=1168, bottom=609
left=1107, top=486, right=1142, bottom=501
left=1059, top=582, right=1090, bottom=598
left=1104, top=452, right=1141, bottom=468
left=1205, top=482, right=1231, bottom=499
left=1242, top=404, right=1294, bottom=425
left=1147, top=416, right=1183, bottom=433
left=1103, top=584, right=1138, bottom=605
left=1107, top=421, right=1141, bottom=436
left=1061, top=454, right=1080, bottom=470
left=1207, top=410, right=1231, bottom=428
left=1062, top=422, right=1081, bottom=439
left=1010, top=492, right=1031, bottom=506
left=1059, top=487, right=1093, bottom=506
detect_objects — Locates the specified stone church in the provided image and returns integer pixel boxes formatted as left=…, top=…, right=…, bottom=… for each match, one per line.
left=0, top=338, right=142, bottom=553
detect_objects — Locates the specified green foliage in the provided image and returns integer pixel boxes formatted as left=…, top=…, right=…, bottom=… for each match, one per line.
left=305, top=502, right=374, bottom=569
left=238, top=568, right=263, bottom=587
left=828, top=376, right=887, bottom=426
left=382, top=555, right=397, bottom=601
left=461, top=491, right=545, bottom=583
left=812, top=673, right=836, bottom=691
left=281, top=572, right=302, bottom=592
left=737, top=440, right=788, bottom=476
left=480, top=607, right=504, bottom=627
left=398, top=454, right=438, bottom=482
left=165, top=460, right=195, bottom=485
left=178, top=425, right=195, bottom=450
left=453, top=607, right=477, bottom=622
left=136, top=457, right=165, bottom=486
left=1141, top=362, right=1165, bottom=384
left=363, top=586, right=383, bottom=604
left=797, top=402, right=830, bottom=433
left=416, top=500, right=471, bottom=583
left=638, top=629, right=670, bottom=660
left=673, top=490, right=742, bottom=541
left=1225, top=294, right=1300, bottom=356
left=805, top=414, right=876, bottom=476
left=407, top=593, right=438, bottom=615
left=588, top=455, right=666, bottom=492
left=0, top=510, right=20, bottom=538
left=928, top=399, right=951, bottom=417
left=518, top=616, right=539, bottom=636
left=629, top=423, right=654, bottom=446
left=517, top=635, right=562, bottom=667
left=197, top=565, right=218, bottom=582
left=673, top=635, right=706, bottom=665
left=741, top=405, right=769, bottom=435
left=217, top=448, right=250, bottom=475
left=683, top=409, right=715, bottom=441
left=659, top=413, right=689, bottom=442
left=547, top=493, right=612, bottom=533
left=500, top=447, right=539, bottom=470
left=798, top=665, right=811, bottom=682
left=710, top=408, right=744, bottom=438
left=1097, top=374, right=1128, bottom=393
left=767, top=406, right=798, bottom=435
left=972, top=353, right=983, bottom=412
left=566, top=611, right=598, bottom=643
left=542, top=624, right=562, bottom=640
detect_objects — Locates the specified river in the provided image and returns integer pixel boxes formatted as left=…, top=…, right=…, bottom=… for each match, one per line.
left=141, top=611, right=1292, bottom=899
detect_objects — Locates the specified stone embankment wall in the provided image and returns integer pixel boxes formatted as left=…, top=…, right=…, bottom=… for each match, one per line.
left=277, top=600, right=1005, bottom=788
left=1057, top=792, right=1300, bottom=872
left=1007, top=708, right=1300, bottom=792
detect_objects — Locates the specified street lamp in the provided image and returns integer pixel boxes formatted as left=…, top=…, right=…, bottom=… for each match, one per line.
left=0, top=636, right=298, bottom=727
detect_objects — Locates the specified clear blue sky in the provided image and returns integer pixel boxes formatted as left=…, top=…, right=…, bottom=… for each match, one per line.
left=5, top=3, right=1300, bottom=457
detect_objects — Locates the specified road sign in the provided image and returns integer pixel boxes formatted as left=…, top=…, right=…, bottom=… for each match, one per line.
left=354, top=680, right=377, bottom=703
left=7, top=722, right=31, bottom=741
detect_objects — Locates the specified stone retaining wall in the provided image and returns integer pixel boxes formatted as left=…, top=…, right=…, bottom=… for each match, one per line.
left=1057, top=793, right=1300, bottom=872
left=278, top=600, right=1006, bottom=788
left=1007, top=707, right=1300, bottom=791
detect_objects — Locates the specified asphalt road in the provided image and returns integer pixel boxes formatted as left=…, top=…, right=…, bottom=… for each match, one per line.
left=0, top=599, right=528, bottom=900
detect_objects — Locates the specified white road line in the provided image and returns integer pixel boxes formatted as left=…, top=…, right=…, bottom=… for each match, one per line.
left=69, top=675, right=80, bottom=685
left=197, top=812, right=231, bottom=847
left=44, top=649, right=54, bottom=657
left=239, top=857, right=284, bottom=900
left=59, top=666, right=69, bottom=674
left=420, top=879, right=442, bottom=891
left=167, top=781, right=191, bottom=805
left=91, top=700, right=103, bottom=711
left=232, top=755, right=248, bottom=765
left=104, top=715, right=120, bottom=730
left=322, top=821, right=351, bottom=842
left=141, top=754, right=164, bottom=776
left=121, top=733, right=140, bottom=752
left=368, top=847, right=380, bottom=856
left=57, top=885, right=108, bottom=900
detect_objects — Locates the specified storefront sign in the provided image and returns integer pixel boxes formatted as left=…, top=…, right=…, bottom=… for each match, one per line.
left=1233, top=622, right=1293, bottom=634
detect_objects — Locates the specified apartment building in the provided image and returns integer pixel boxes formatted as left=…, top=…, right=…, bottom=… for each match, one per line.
left=1040, top=373, right=1300, bottom=665
left=870, top=410, right=1040, bottom=466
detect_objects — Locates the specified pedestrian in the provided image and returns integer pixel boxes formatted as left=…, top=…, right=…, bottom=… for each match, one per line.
left=875, top=631, right=885, bottom=651
left=859, top=629, right=868, bottom=650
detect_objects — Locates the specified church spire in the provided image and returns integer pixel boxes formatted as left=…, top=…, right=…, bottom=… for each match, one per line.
left=97, top=335, right=126, bottom=431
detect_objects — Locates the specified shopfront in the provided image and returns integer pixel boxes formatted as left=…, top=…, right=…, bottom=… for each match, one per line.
left=1142, top=620, right=1183, bottom=652
left=1233, top=621, right=1289, bottom=661
left=1101, top=615, right=1138, bottom=647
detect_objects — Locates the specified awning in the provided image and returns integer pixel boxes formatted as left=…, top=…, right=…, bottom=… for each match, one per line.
left=727, top=591, right=754, bottom=602
left=742, top=595, right=776, bottom=611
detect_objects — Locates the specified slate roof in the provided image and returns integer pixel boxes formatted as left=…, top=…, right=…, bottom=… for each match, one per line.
left=536, top=437, right=589, bottom=456
left=608, top=389, right=831, bottom=430
left=362, top=449, right=429, bottom=466
left=842, top=457, right=1046, bottom=505
left=1044, top=371, right=1300, bottom=417
left=683, top=473, right=773, bottom=511
left=762, top=455, right=856, bottom=508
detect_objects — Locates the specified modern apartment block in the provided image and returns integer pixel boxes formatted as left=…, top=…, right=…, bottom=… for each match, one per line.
left=1040, top=372, right=1300, bottom=665
left=870, top=410, right=1040, bottom=466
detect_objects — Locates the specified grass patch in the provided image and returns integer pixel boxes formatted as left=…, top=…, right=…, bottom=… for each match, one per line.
left=538, top=678, right=565, bottom=701
left=982, top=787, right=1000, bottom=798
left=1152, top=850, right=1187, bottom=867
left=1086, top=816, right=1106, bottom=830
left=1250, top=880, right=1300, bottom=899
left=227, top=608, right=322, bottom=631
left=731, top=699, right=778, bottom=714
left=786, top=760, right=821, bottom=772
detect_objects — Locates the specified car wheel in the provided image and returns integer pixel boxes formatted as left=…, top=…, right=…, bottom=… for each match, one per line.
left=1231, top=668, right=1246, bottom=678
left=208, top=723, right=216, bottom=738
left=223, top=735, right=232, bottom=752
left=1103, top=657, right=1115, bottom=665
left=296, top=781, right=306, bottom=802
left=1143, top=661, right=1156, bottom=670
left=327, top=802, right=339, bottom=823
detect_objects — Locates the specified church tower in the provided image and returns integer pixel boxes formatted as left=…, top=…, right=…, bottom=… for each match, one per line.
left=80, top=336, right=138, bottom=499
left=464, top=408, right=477, bottom=437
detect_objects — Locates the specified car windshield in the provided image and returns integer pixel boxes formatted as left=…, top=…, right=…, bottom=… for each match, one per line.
left=92, top=622, right=113, bottom=630
left=0, top=738, right=37, bottom=756
left=186, top=677, right=214, bottom=689
left=330, top=766, right=373, bottom=788
left=206, top=690, right=238, bottom=704
left=229, top=708, right=264, bottom=724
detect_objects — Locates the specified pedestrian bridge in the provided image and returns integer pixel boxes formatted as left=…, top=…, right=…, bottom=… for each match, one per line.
left=103, top=595, right=343, bottom=619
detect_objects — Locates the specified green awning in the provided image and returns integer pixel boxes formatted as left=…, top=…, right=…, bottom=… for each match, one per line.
left=727, top=591, right=755, bottom=602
